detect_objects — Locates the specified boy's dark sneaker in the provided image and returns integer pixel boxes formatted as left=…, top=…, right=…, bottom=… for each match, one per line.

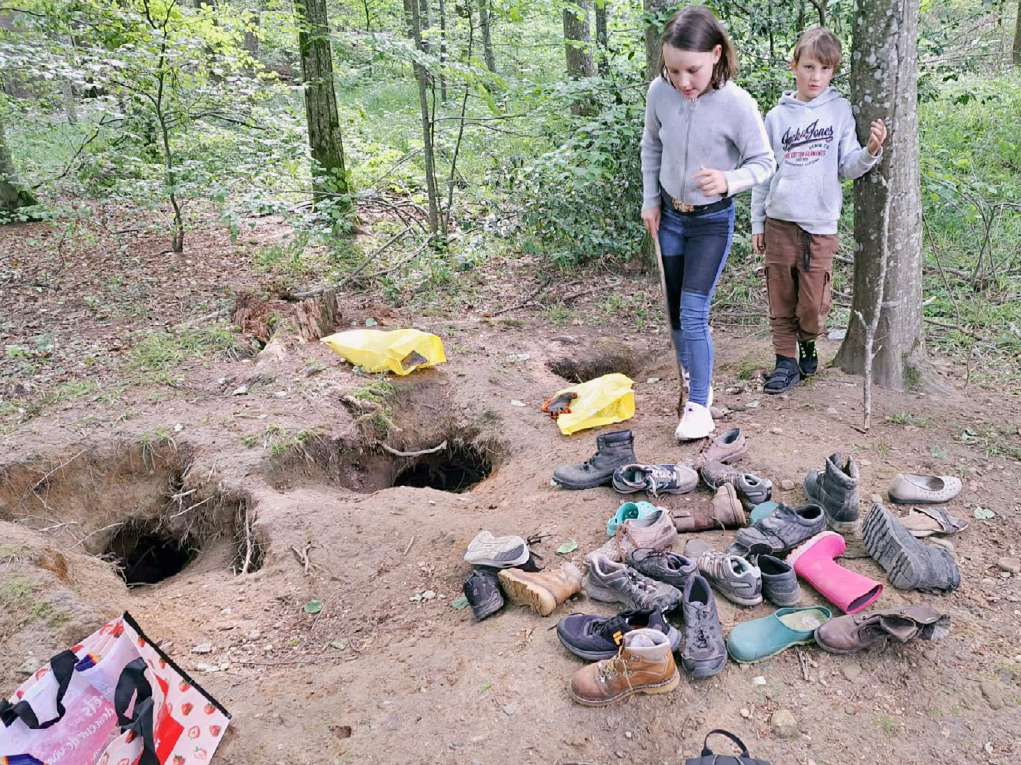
left=556, top=608, right=681, bottom=661
left=463, top=568, right=504, bottom=620
left=798, top=339, right=819, bottom=376
left=763, top=355, right=800, bottom=394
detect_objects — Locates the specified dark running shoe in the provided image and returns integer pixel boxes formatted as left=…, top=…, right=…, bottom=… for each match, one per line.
left=799, top=339, right=819, bottom=376
left=628, top=548, right=698, bottom=591
left=556, top=608, right=680, bottom=661
left=463, top=568, right=504, bottom=621
left=763, top=356, right=800, bottom=394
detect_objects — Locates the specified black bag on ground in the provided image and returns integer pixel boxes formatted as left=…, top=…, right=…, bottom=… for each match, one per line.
left=684, top=729, right=771, bottom=765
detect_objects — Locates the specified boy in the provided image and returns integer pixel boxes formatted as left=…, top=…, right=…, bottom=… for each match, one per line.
left=750, top=27, right=887, bottom=394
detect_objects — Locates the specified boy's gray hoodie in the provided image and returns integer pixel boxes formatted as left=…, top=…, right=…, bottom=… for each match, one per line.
left=751, top=86, right=881, bottom=235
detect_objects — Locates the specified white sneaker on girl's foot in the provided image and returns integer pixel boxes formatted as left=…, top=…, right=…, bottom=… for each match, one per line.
left=675, top=402, right=715, bottom=441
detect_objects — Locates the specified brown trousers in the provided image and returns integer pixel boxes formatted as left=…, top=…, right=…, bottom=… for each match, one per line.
left=763, top=217, right=838, bottom=358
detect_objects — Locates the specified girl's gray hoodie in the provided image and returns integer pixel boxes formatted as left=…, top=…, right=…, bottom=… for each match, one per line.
left=751, top=87, right=881, bottom=235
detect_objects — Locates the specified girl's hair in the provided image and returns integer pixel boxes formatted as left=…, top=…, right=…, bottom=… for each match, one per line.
left=792, top=27, right=842, bottom=70
left=658, top=5, right=737, bottom=90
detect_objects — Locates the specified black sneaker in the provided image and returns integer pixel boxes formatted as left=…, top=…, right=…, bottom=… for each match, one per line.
left=463, top=568, right=504, bottom=620
left=556, top=608, right=680, bottom=661
left=798, top=340, right=818, bottom=376
left=628, top=548, right=697, bottom=590
left=763, top=355, right=800, bottom=394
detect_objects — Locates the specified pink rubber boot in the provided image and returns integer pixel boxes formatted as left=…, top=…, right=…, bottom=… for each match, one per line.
left=786, top=531, right=883, bottom=614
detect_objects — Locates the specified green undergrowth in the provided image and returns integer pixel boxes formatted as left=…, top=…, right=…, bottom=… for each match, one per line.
left=127, top=323, right=247, bottom=385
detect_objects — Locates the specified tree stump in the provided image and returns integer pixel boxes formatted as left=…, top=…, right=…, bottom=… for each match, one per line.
left=294, top=288, right=339, bottom=341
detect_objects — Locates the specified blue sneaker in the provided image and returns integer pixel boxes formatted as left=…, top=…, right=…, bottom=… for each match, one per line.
left=607, top=501, right=658, bottom=537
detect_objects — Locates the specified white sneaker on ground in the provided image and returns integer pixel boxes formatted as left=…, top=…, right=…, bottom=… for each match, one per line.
left=675, top=402, right=715, bottom=441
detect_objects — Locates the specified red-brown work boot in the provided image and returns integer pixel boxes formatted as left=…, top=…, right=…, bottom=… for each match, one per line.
left=569, top=628, right=680, bottom=706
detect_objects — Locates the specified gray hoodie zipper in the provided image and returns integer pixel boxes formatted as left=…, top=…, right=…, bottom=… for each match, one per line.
left=679, top=99, right=697, bottom=201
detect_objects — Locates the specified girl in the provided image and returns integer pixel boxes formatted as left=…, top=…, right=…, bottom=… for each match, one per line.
left=640, top=5, right=774, bottom=440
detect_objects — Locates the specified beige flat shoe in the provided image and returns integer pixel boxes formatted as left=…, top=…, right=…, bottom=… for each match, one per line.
left=888, top=473, right=962, bottom=504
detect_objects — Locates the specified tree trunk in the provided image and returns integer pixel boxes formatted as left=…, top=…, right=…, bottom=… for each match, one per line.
left=0, top=107, right=38, bottom=218
left=438, top=0, right=447, bottom=101
left=1013, top=0, right=1021, bottom=66
left=563, top=1, right=595, bottom=79
left=594, top=0, right=609, bottom=75
left=243, top=5, right=261, bottom=58
left=477, top=0, right=497, bottom=73
left=403, top=0, right=441, bottom=235
left=644, top=0, right=671, bottom=83
left=833, top=0, right=927, bottom=390
left=293, top=0, right=348, bottom=208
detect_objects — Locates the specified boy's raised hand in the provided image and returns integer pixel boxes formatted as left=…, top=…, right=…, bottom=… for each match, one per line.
left=867, top=118, right=887, bottom=157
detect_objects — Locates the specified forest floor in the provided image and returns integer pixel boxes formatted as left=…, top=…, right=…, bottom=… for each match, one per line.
left=2, top=205, right=1021, bottom=765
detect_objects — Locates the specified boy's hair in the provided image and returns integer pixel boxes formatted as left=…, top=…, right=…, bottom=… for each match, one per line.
left=792, top=27, right=842, bottom=69
left=658, top=5, right=737, bottom=90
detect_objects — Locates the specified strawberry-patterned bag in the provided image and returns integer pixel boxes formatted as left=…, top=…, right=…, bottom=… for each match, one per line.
left=1, top=613, right=230, bottom=765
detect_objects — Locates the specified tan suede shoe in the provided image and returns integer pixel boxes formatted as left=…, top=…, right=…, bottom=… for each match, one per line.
left=814, top=604, right=950, bottom=654
left=498, top=564, right=582, bottom=617
left=594, top=508, right=678, bottom=562
left=570, top=628, right=680, bottom=706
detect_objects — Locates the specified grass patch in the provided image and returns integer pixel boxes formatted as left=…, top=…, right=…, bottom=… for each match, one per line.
left=128, top=324, right=243, bottom=384
left=886, top=412, right=932, bottom=428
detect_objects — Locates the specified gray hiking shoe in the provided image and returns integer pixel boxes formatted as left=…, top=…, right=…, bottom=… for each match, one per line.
left=552, top=430, right=636, bottom=490
left=862, top=503, right=960, bottom=592
left=757, top=554, right=801, bottom=607
left=627, top=548, right=698, bottom=591
left=582, top=553, right=682, bottom=612
left=701, top=461, right=773, bottom=509
left=727, top=502, right=825, bottom=557
left=680, top=573, right=727, bottom=678
left=612, top=463, right=698, bottom=496
left=464, top=530, right=530, bottom=568
left=684, top=538, right=762, bottom=606
left=805, top=453, right=860, bottom=532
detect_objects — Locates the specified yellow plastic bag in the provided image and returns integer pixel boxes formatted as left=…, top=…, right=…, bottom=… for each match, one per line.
left=551, top=373, right=635, bottom=435
left=321, top=328, right=447, bottom=376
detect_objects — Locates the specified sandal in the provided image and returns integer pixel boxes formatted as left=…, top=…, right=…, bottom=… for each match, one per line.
left=763, top=357, right=800, bottom=394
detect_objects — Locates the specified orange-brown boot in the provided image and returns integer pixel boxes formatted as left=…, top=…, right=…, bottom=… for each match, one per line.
left=570, top=628, right=680, bottom=706
left=498, top=563, right=582, bottom=617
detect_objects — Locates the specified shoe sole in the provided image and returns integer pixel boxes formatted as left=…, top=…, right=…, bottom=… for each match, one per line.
left=763, top=377, right=800, bottom=395
left=726, top=636, right=816, bottom=664
left=814, top=635, right=882, bottom=655
left=570, top=669, right=680, bottom=706
left=498, top=571, right=556, bottom=616
left=557, top=626, right=682, bottom=661
left=683, top=654, right=727, bottom=679
left=862, top=506, right=953, bottom=591
left=714, top=588, right=763, bottom=607
left=552, top=475, right=613, bottom=490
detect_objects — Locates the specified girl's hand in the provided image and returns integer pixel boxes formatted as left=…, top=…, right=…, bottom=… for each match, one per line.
left=867, top=119, right=887, bottom=156
left=693, top=168, right=728, bottom=196
left=641, top=207, right=660, bottom=238
left=752, top=233, right=766, bottom=254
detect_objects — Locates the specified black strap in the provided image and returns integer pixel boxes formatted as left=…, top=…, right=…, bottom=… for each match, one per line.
left=114, top=658, right=160, bottom=765
left=702, top=729, right=751, bottom=756
left=0, top=650, right=78, bottom=730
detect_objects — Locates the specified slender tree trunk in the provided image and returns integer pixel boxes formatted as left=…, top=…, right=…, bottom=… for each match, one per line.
left=1013, top=0, right=1021, bottom=66
left=834, top=0, right=928, bottom=391
left=563, top=0, right=595, bottom=79
left=644, top=0, right=670, bottom=82
left=0, top=108, right=38, bottom=219
left=243, top=3, right=261, bottom=58
left=594, top=0, right=608, bottom=75
left=477, top=0, right=496, bottom=73
left=403, top=0, right=441, bottom=235
left=438, top=0, right=447, bottom=101
left=293, top=0, right=348, bottom=209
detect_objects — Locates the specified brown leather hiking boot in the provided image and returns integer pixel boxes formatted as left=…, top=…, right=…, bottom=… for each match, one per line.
left=569, top=628, right=679, bottom=706
left=670, top=484, right=746, bottom=532
left=498, top=563, right=582, bottom=617
left=815, top=604, right=950, bottom=654
left=594, top=508, right=677, bottom=562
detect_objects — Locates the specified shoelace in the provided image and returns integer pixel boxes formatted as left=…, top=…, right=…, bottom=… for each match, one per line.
left=691, top=610, right=713, bottom=649
left=643, top=466, right=676, bottom=496
left=597, top=644, right=635, bottom=692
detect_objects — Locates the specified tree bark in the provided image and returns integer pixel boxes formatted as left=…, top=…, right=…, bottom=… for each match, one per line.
left=833, top=0, right=928, bottom=390
left=478, top=0, right=497, bottom=73
left=1013, top=0, right=1021, bottom=66
left=563, top=1, right=595, bottom=79
left=644, top=0, right=671, bottom=83
left=438, top=0, right=447, bottom=101
left=403, top=0, right=441, bottom=235
left=594, top=0, right=608, bottom=75
left=292, top=0, right=348, bottom=208
left=0, top=107, right=38, bottom=218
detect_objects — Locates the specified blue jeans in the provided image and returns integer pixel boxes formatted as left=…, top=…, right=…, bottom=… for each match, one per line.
left=657, top=201, right=736, bottom=406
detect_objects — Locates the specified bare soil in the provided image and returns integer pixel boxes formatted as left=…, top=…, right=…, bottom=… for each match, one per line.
left=2, top=210, right=1021, bottom=765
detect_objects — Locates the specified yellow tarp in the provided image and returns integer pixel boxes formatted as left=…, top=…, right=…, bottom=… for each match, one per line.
left=321, top=328, right=446, bottom=376
left=552, top=373, right=635, bottom=435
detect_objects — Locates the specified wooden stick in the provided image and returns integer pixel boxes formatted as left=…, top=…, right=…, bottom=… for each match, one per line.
left=379, top=439, right=447, bottom=458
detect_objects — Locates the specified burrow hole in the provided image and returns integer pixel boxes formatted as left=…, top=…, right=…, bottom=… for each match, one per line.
left=546, top=346, right=641, bottom=383
left=391, top=442, right=493, bottom=493
left=106, top=519, right=198, bottom=587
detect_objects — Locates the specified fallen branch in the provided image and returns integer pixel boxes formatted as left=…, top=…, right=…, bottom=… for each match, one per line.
left=290, top=541, right=314, bottom=575
left=490, top=277, right=554, bottom=316
left=379, top=439, right=447, bottom=457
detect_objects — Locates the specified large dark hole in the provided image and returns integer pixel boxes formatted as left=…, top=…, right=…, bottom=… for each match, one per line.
left=392, top=443, right=492, bottom=493
left=106, top=521, right=198, bottom=586
left=546, top=341, right=640, bottom=383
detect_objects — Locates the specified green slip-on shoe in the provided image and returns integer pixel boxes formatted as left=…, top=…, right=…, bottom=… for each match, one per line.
left=726, top=605, right=832, bottom=664
left=607, top=501, right=659, bottom=537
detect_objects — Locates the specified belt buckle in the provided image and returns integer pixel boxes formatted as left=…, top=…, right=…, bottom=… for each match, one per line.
left=672, top=198, right=694, bottom=213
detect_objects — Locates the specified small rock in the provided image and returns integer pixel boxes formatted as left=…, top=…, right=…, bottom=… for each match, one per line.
left=870, top=494, right=883, bottom=505
left=646, top=377, right=661, bottom=384
left=841, top=663, right=862, bottom=682
left=730, top=403, right=747, bottom=412
left=615, top=751, right=625, bottom=759
left=860, top=459, right=871, bottom=466
left=17, top=656, right=38, bottom=676
left=247, top=630, right=261, bottom=641
left=980, top=679, right=1005, bottom=710
left=194, top=661, right=219, bottom=673
left=780, top=479, right=795, bottom=491
left=770, top=709, right=798, bottom=738
left=191, top=642, right=213, bottom=655
left=826, top=407, right=839, bottom=416
left=770, top=427, right=783, bottom=435
left=740, top=708, right=751, bottom=718
left=231, top=384, right=248, bottom=396
left=710, top=406, right=727, bottom=419
left=997, top=557, right=1021, bottom=575
left=624, top=731, right=633, bottom=740
left=422, top=590, right=436, bottom=600
left=752, top=675, right=766, bottom=686
left=725, top=386, right=743, bottom=395
left=510, top=399, right=526, bottom=407
left=746, top=400, right=761, bottom=409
